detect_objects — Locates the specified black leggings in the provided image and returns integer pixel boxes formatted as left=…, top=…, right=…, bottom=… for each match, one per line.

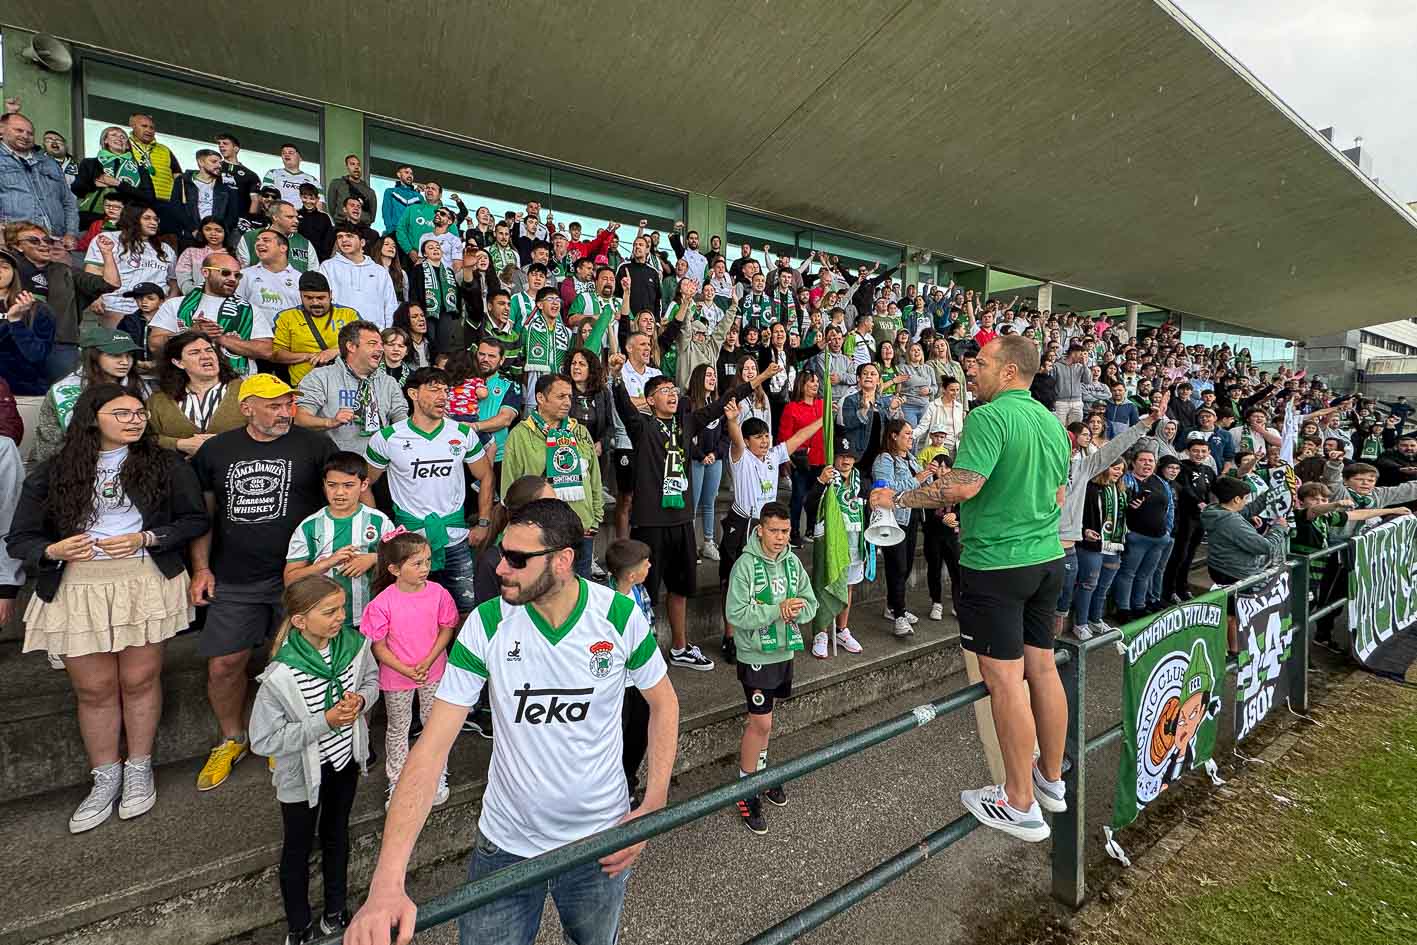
left=921, top=516, right=962, bottom=612
left=789, top=462, right=824, bottom=538
left=882, top=514, right=920, bottom=616
left=621, top=687, right=651, bottom=798
left=279, top=760, right=359, bottom=934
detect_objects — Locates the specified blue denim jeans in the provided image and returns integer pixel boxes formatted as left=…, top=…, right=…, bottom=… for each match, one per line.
left=1054, top=545, right=1079, bottom=616
left=1149, top=536, right=1175, bottom=605
left=431, top=540, right=477, bottom=615
left=457, top=829, right=629, bottom=945
left=1112, top=532, right=1169, bottom=613
left=574, top=536, right=594, bottom=579
left=1074, top=549, right=1122, bottom=627
left=902, top=403, right=925, bottom=427
left=690, top=458, right=724, bottom=541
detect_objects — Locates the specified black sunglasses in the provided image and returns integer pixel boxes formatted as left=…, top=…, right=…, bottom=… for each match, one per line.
left=501, top=546, right=568, bottom=569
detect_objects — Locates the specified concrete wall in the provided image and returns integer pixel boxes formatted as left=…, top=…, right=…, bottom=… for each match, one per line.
left=0, top=28, right=73, bottom=144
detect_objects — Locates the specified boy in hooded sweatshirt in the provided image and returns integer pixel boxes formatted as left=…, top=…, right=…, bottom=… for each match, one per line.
left=724, top=502, right=817, bottom=836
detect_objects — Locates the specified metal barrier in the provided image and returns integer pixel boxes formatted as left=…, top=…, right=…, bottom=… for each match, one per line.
left=313, top=544, right=1350, bottom=944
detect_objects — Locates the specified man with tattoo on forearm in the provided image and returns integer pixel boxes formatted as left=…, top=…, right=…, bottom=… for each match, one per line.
left=871, top=335, right=1071, bottom=842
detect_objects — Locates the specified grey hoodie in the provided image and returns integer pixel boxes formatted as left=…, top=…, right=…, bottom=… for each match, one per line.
left=1059, top=417, right=1153, bottom=542
left=1200, top=505, right=1287, bottom=577
left=250, top=640, right=381, bottom=807
left=1321, top=459, right=1417, bottom=539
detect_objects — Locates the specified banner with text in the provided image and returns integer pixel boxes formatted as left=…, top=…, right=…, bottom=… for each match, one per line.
left=1347, top=515, right=1417, bottom=678
left=1112, top=590, right=1228, bottom=831
left=1234, top=571, right=1295, bottom=742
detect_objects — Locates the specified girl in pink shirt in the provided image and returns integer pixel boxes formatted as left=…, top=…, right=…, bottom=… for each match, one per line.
left=360, top=530, right=458, bottom=808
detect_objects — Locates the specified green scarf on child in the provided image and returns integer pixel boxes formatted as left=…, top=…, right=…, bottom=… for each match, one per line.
left=273, top=626, right=362, bottom=712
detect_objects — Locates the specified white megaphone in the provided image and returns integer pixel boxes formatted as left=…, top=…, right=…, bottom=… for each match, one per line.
left=864, top=479, right=905, bottom=547
left=21, top=35, right=73, bottom=73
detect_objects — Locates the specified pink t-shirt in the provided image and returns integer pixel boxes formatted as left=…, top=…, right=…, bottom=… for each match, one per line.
left=360, top=582, right=458, bottom=691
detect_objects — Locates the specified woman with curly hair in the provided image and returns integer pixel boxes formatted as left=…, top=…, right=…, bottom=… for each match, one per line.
left=6, top=383, right=208, bottom=834
left=145, top=330, right=245, bottom=455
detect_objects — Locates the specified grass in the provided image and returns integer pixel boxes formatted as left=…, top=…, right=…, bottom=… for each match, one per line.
left=1078, top=676, right=1417, bottom=945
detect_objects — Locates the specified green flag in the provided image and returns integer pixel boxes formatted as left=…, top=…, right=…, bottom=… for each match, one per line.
left=811, top=361, right=850, bottom=632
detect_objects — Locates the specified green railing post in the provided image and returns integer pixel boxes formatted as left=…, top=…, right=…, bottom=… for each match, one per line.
left=1288, top=555, right=1311, bottom=714
left=1050, top=636, right=1086, bottom=906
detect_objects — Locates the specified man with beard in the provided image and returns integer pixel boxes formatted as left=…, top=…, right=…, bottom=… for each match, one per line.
left=149, top=251, right=273, bottom=378
left=1375, top=433, right=1417, bottom=489
left=295, top=320, right=408, bottom=452
left=190, top=374, right=338, bottom=791
left=614, top=235, right=662, bottom=329
left=327, top=154, right=377, bottom=226
left=467, top=336, right=522, bottom=475
left=346, top=498, right=677, bottom=945
left=214, top=132, right=262, bottom=218
left=566, top=264, right=620, bottom=353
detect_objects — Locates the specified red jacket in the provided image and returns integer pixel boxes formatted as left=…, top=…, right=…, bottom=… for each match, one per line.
left=779, top=398, right=826, bottom=465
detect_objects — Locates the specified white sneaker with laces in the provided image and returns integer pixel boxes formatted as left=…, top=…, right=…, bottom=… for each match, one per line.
left=1074, top=623, right=1094, bottom=641
left=47, top=652, right=65, bottom=670
left=433, top=770, right=450, bottom=806
left=701, top=540, right=720, bottom=561
left=929, top=602, right=944, bottom=621
left=835, top=628, right=863, bottom=654
left=893, top=616, right=913, bottom=637
left=811, top=631, right=829, bottom=659
left=901, top=610, right=919, bottom=624
left=118, top=757, right=156, bottom=820
left=959, top=783, right=1050, bottom=842
left=1032, top=763, right=1067, bottom=813
left=69, top=764, right=123, bottom=834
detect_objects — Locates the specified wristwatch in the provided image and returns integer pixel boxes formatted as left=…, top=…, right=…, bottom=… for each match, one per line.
left=475, top=518, right=492, bottom=528
left=893, top=491, right=909, bottom=510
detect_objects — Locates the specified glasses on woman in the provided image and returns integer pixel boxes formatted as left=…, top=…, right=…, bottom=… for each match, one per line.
left=500, top=546, right=566, bottom=569
left=100, top=408, right=149, bottom=422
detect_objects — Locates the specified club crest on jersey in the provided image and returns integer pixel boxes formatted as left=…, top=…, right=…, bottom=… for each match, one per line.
left=364, top=525, right=378, bottom=542
left=588, top=640, right=614, bottom=678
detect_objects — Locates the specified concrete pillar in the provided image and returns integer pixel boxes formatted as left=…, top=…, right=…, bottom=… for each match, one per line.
left=1125, top=302, right=1139, bottom=338
left=1036, top=281, right=1054, bottom=313
left=322, top=105, right=365, bottom=186
left=685, top=193, right=727, bottom=252
left=1, top=30, right=74, bottom=152
left=902, top=247, right=921, bottom=292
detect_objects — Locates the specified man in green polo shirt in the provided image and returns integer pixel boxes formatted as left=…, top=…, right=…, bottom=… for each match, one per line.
left=871, top=334, right=1070, bottom=843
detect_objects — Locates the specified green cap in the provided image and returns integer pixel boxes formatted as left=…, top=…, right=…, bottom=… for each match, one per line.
left=1182, top=639, right=1214, bottom=699
left=79, top=323, right=140, bottom=355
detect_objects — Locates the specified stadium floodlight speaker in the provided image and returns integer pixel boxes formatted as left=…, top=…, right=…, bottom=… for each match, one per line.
left=21, top=35, right=73, bottom=73
left=864, top=507, right=905, bottom=547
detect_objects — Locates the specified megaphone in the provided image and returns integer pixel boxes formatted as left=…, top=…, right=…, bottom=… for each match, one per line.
left=864, top=479, right=905, bottom=547
left=21, top=35, right=73, bottom=73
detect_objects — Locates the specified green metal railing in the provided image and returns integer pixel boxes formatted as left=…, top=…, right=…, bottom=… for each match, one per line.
left=313, top=544, right=1348, bottom=944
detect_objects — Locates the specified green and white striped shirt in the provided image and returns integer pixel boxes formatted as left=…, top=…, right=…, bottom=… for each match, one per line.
left=286, top=506, right=395, bottom=627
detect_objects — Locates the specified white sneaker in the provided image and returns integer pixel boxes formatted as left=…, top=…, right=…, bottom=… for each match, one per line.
left=69, top=764, right=122, bottom=834
left=929, top=603, right=944, bottom=621
left=901, top=610, right=919, bottom=624
left=812, top=631, right=829, bottom=659
left=959, top=783, right=1050, bottom=842
left=1032, top=763, right=1067, bottom=813
left=701, top=540, right=720, bottom=561
left=47, top=652, right=64, bottom=670
left=433, top=770, right=450, bottom=807
left=835, top=628, right=863, bottom=653
left=893, top=616, right=913, bottom=637
left=118, top=757, right=156, bottom=820
left=1074, top=624, right=1094, bottom=641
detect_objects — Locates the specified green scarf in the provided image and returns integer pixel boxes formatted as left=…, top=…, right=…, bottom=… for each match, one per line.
left=530, top=411, right=585, bottom=501
left=1100, top=483, right=1127, bottom=551
left=421, top=262, right=457, bottom=319
left=751, top=553, right=806, bottom=653
left=522, top=308, right=570, bottom=375
left=176, top=290, right=255, bottom=374
left=273, top=626, right=363, bottom=712
left=47, top=371, right=84, bottom=431
left=78, top=149, right=144, bottom=215
left=1360, top=436, right=1380, bottom=460
left=392, top=507, right=466, bottom=569
left=657, top=415, right=687, bottom=509
left=579, top=292, right=617, bottom=354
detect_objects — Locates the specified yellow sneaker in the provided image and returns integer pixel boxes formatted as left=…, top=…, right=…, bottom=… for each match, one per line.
left=196, top=739, right=248, bottom=791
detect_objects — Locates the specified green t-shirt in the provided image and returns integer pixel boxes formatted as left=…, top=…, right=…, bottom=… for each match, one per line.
left=952, top=388, right=1070, bottom=570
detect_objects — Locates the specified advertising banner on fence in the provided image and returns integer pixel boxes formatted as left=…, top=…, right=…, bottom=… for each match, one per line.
left=1234, top=571, right=1295, bottom=742
left=1348, top=515, right=1417, bottom=678
left=1112, top=590, right=1228, bottom=831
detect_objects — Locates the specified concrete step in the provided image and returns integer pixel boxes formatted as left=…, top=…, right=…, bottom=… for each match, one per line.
left=2, top=591, right=961, bottom=945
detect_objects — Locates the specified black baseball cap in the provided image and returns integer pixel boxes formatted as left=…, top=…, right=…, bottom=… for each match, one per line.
left=123, top=282, right=164, bottom=299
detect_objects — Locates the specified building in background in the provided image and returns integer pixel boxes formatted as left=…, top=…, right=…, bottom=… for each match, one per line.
left=1301, top=319, right=1417, bottom=397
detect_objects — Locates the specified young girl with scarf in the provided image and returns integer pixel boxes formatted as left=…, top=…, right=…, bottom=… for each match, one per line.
left=250, top=576, right=379, bottom=945
left=411, top=236, right=459, bottom=356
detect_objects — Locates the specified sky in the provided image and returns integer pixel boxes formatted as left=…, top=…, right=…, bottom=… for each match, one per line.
left=1176, top=0, right=1417, bottom=203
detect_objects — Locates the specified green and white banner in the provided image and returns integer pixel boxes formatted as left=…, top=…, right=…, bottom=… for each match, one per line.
left=1234, top=571, right=1295, bottom=742
left=1111, top=590, right=1228, bottom=831
left=1347, top=515, right=1417, bottom=678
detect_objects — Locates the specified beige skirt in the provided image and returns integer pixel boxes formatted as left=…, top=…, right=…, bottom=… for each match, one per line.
left=23, top=557, right=193, bottom=658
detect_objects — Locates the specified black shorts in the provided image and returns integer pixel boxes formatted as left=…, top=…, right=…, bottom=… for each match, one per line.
left=613, top=449, right=636, bottom=494
left=718, top=509, right=753, bottom=586
left=958, top=558, right=1065, bottom=661
left=631, top=522, right=698, bottom=599
left=199, top=578, right=286, bottom=658
left=738, top=659, right=793, bottom=715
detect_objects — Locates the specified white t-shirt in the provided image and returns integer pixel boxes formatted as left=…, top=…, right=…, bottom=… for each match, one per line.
left=151, top=292, right=275, bottom=376
left=611, top=361, right=661, bottom=450
left=85, top=239, right=175, bottom=316
left=193, top=177, right=215, bottom=220
left=90, top=446, right=145, bottom=559
left=234, top=264, right=302, bottom=329
left=427, top=231, right=464, bottom=268
left=437, top=579, right=667, bottom=857
left=730, top=443, right=790, bottom=519
left=262, top=166, right=321, bottom=206
left=365, top=419, right=488, bottom=546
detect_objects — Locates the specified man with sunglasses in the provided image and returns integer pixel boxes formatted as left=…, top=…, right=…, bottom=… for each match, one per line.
left=3, top=220, right=119, bottom=380
left=348, top=498, right=677, bottom=945
left=149, top=251, right=273, bottom=378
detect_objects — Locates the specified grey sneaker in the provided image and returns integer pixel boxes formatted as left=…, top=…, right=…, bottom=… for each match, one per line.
left=959, top=783, right=1050, bottom=842
left=69, top=764, right=123, bottom=834
left=1032, top=763, right=1067, bottom=813
left=1073, top=623, right=1094, bottom=641
left=118, top=757, right=156, bottom=820
left=701, top=540, right=720, bottom=561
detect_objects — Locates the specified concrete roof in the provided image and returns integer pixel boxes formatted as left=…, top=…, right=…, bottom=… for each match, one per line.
left=9, top=0, right=1417, bottom=337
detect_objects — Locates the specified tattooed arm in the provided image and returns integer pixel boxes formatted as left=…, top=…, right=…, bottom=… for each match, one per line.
left=873, top=467, right=986, bottom=509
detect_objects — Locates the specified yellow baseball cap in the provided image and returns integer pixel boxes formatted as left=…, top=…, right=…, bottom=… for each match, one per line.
left=239, top=373, right=295, bottom=401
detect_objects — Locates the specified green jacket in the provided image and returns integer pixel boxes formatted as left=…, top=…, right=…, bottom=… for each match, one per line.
left=500, top=416, right=604, bottom=532
left=395, top=200, right=440, bottom=255
left=725, top=533, right=818, bottom=665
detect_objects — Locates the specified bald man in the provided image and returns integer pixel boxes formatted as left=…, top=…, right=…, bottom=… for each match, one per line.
left=149, top=251, right=275, bottom=376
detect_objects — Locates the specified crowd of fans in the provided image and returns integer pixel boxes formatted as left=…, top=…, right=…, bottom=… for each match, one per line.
left=6, top=100, right=1417, bottom=945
